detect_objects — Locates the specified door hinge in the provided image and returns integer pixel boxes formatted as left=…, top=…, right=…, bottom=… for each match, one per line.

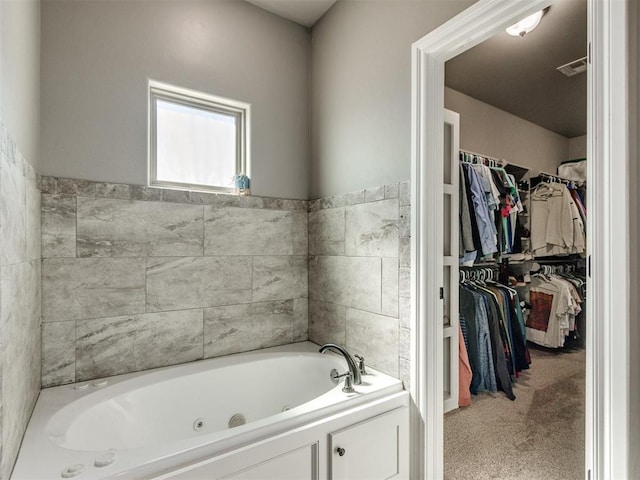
left=587, top=469, right=591, bottom=480
left=588, top=42, right=591, bottom=64
left=588, top=255, right=592, bottom=277
left=439, top=287, right=444, bottom=300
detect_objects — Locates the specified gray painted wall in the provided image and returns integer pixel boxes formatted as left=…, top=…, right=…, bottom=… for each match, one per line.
left=40, top=0, right=310, bottom=199
left=309, top=0, right=475, bottom=199
left=445, top=87, right=570, bottom=175
left=0, top=0, right=40, bottom=168
left=628, top=0, right=640, bottom=476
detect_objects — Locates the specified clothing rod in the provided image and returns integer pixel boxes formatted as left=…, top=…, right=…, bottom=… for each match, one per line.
left=459, top=150, right=531, bottom=171
left=534, top=257, right=584, bottom=264
left=459, top=149, right=506, bottom=167
left=460, top=264, right=500, bottom=269
left=539, top=171, right=569, bottom=181
left=535, top=171, right=573, bottom=184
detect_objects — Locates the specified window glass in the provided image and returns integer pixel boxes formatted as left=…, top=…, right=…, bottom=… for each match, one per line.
left=149, top=82, right=249, bottom=193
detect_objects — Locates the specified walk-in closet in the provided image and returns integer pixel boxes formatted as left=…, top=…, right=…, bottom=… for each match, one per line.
left=441, top=1, right=588, bottom=479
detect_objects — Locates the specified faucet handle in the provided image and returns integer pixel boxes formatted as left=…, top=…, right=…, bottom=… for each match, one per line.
left=342, top=372, right=355, bottom=393
left=354, top=354, right=367, bottom=375
left=333, top=371, right=355, bottom=393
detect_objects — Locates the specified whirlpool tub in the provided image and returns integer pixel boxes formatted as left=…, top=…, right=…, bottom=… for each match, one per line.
left=13, top=342, right=409, bottom=479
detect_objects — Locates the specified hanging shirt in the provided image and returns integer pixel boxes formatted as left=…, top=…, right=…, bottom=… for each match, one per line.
left=460, top=164, right=477, bottom=254
left=568, top=195, right=586, bottom=254
left=481, top=290, right=516, bottom=400
left=458, top=325, right=473, bottom=407
left=464, top=164, right=498, bottom=256
left=472, top=163, right=501, bottom=211
left=530, top=182, right=586, bottom=256
left=460, top=286, right=498, bottom=394
left=526, top=274, right=577, bottom=348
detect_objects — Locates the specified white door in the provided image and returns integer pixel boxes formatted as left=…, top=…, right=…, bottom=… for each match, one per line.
left=442, top=109, right=460, bottom=414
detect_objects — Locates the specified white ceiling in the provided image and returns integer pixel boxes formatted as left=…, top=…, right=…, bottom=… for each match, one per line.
left=245, top=0, right=337, bottom=28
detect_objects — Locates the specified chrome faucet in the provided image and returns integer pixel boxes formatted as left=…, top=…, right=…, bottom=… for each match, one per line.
left=319, top=343, right=362, bottom=386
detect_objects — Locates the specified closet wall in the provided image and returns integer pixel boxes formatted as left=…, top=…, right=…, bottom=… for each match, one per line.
left=568, top=135, right=587, bottom=159
left=445, top=87, right=575, bottom=173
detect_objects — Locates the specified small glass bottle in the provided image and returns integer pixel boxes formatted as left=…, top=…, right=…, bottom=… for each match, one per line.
left=232, top=174, right=250, bottom=196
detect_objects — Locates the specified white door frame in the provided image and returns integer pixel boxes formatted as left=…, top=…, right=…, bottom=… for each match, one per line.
left=409, top=1, right=631, bottom=479
left=442, top=109, right=460, bottom=415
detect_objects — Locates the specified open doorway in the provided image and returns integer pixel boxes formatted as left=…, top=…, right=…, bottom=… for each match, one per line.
left=410, top=0, right=631, bottom=479
left=441, top=2, right=587, bottom=478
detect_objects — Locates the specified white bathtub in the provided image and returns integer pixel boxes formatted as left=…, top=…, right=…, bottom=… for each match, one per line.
left=13, top=342, right=408, bottom=479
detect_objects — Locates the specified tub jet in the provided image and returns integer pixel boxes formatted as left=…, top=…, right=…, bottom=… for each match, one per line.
left=228, top=413, right=246, bottom=429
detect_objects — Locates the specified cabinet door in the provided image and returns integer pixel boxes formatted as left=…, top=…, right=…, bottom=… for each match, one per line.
left=329, top=407, right=408, bottom=480
left=161, top=441, right=319, bottom=480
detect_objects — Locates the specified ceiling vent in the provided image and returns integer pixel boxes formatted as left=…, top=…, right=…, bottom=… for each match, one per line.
left=556, top=56, right=588, bottom=77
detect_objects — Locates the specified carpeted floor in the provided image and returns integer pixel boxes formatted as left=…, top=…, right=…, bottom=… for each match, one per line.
left=444, top=345, right=585, bottom=480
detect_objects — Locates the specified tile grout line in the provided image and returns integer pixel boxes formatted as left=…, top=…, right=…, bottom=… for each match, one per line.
left=201, top=308, right=205, bottom=360
left=73, top=193, right=78, bottom=383
left=73, top=317, right=78, bottom=384
left=201, top=204, right=205, bottom=360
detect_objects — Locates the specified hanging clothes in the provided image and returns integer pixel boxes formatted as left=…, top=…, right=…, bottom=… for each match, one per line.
left=485, top=283, right=531, bottom=375
left=462, top=163, right=498, bottom=257
left=530, top=182, right=586, bottom=257
left=472, top=163, right=501, bottom=211
left=458, top=325, right=473, bottom=407
left=459, top=275, right=531, bottom=401
left=459, top=154, right=526, bottom=264
left=461, top=164, right=482, bottom=252
left=460, top=164, right=476, bottom=255
left=460, top=287, right=497, bottom=395
left=521, top=270, right=585, bottom=348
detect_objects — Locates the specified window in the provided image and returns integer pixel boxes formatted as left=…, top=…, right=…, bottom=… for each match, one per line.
left=149, top=81, right=250, bottom=193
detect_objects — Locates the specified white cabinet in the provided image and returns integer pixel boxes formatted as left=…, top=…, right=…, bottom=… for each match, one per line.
left=329, top=408, right=408, bottom=480
left=156, top=400, right=409, bottom=480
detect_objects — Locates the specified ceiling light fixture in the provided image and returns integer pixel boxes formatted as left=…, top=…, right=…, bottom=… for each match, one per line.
left=506, top=10, right=544, bottom=37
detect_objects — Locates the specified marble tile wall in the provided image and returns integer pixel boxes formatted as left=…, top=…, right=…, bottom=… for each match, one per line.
left=308, top=181, right=411, bottom=386
left=40, top=176, right=309, bottom=387
left=0, top=122, right=42, bottom=479
left=40, top=176, right=412, bottom=389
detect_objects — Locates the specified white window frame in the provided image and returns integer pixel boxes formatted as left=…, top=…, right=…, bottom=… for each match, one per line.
left=148, top=80, right=251, bottom=194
